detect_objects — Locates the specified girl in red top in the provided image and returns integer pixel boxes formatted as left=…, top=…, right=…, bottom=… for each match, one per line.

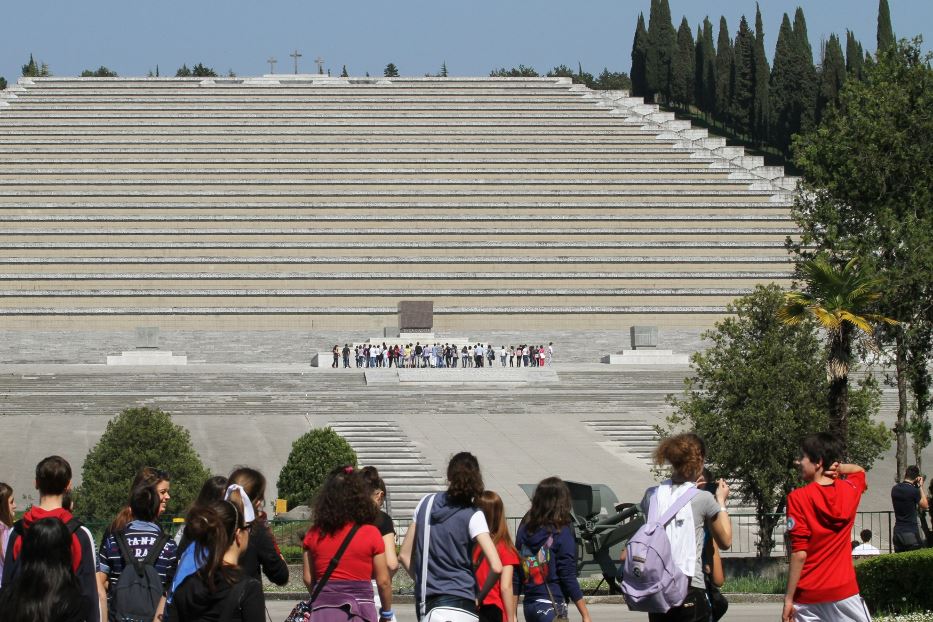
left=474, top=491, right=520, bottom=622
left=302, top=466, right=393, bottom=622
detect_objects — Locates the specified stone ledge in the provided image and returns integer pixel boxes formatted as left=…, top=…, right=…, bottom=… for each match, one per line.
left=607, top=350, right=690, bottom=365
left=106, top=350, right=187, bottom=365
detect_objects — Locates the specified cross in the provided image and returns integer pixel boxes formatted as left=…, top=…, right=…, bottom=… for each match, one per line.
left=290, top=50, right=302, bottom=74
left=315, top=56, right=325, bottom=75
left=267, top=57, right=277, bottom=74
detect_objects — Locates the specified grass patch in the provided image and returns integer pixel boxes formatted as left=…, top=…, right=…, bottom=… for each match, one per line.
left=721, top=573, right=787, bottom=594
left=874, top=614, right=933, bottom=622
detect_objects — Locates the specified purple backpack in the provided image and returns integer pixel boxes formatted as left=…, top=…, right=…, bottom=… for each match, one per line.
left=621, top=486, right=700, bottom=613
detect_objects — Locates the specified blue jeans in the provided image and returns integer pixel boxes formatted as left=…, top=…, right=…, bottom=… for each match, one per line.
left=522, top=598, right=568, bottom=622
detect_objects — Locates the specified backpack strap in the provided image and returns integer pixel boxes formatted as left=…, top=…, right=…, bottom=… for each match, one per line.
left=417, top=493, right=436, bottom=620
left=114, top=531, right=146, bottom=577
left=309, top=523, right=360, bottom=603
left=145, top=532, right=170, bottom=567
left=64, top=517, right=83, bottom=535
left=654, top=486, right=701, bottom=527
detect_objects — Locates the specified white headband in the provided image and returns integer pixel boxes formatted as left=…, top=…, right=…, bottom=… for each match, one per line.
left=224, top=484, right=257, bottom=525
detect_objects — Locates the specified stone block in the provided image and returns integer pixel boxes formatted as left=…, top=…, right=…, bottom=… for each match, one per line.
left=607, top=350, right=689, bottom=365
left=106, top=350, right=187, bottom=365
left=398, top=300, right=433, bottom=332
left=630, top=326, right=659, bottom=349
left=135, top=326, right=160, bottom=349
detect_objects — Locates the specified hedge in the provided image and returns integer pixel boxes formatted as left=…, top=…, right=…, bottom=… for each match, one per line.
left=856, top=548, right=933, bottom=613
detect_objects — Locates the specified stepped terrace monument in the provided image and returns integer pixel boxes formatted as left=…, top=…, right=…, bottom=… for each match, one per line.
left=0, top=74, right=796, bottom=361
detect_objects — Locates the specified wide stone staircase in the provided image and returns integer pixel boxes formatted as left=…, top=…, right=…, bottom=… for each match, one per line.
left=0, top=75, right=796, bottom=331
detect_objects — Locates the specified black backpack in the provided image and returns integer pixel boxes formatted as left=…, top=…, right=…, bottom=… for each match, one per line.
left=110, top=530, right=170, bottom=622
left=4, top=517, right=83, bottom=582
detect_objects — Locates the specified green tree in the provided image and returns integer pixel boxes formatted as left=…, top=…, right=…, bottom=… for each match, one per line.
left=791, top=39, right=933, bottom=477
left=546, top=64, right=594, bottom=89
left=384, top=63, right=399, bottom=77
left=792, top=8, right=818, bottom=135
left=277, top=428, right=358, bottom=510
left=80, top=66, right=118, bottom=77
left=0, top=77, right=6, bottom=90
left=489, top=65, right=539, bottom=77
left=752, top=4, right=771, bottom=142
left=694, top=18, right=716, bottom=115
left=22, top=54, right=50, bottom=77
left=846, top=31, right=865, bottom=82
left=778, top=257, right=897, bottom=448
left=439, top=61, right=448, bottom=77
left=714, top=16, right=733, bottom=123
left=769, top=10, right=817, bottom=155
left=175, top=64, right=191, bottom=77
left=670, top=16, right=695, bottom=107
left=340, top=65, right=349, bottom=78
left=191, top=63, right=217, bottom=77
left=877, top=0, right=895, bottom=53
left=731, top=15, right=756, bottom=136
left=75, top=407, right=210, bottom=520
left=645, top=0, right=676, bottom=101
left=816, top=34, right=846, bottom=123
left=595, top=68, right=631, bottom=91
left=631, top=12, right=649, bottom=97
left=667, top=285, right=889, bottom=557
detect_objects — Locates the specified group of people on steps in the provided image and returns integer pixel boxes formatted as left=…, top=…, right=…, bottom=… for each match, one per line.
left=0, top=429, right=883, bottom=622
left=333, top=343, right=555, bottom=369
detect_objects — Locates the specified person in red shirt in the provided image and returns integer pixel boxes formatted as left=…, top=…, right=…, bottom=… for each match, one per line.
left=302, top=466, right=393, bottom=622
left=782, top=432, right=871, bottom=622
left=474, top=491, right=520, bottom=622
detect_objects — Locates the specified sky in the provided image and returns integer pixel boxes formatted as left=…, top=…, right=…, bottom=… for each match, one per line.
left=1, top=1, right=931, bottom=82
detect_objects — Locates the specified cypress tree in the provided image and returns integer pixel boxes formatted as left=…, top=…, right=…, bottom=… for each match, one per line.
left=701, top=18, right=717, bottom=116
left=770, top=14, right=795, bottom=153
left=816, top=34, right=847, bottom=122
left=846, top=30, right=865, bottom=81
left=340, top=65, right=349, bottom=78
left=631, top=12, right=649, bottom=98
left=715, top=16, right=733, bottom=123
left=645, top=0, right=677, bottom=101
left=694, top=24, right=706, bottom=111
left=793, top=7, right=818, bottom=135
left=877, top=0, right=895, bottom=53
left=753, top=4, right=771, bottom=142
left=671, top=16, right=695, bottom=107
left=731, top=16, right=756, bottom=137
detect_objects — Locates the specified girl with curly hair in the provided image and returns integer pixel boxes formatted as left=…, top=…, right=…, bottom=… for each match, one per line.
left=301, top=466, right=393, bottom=622
left=400, top=452, right=503, bottom=622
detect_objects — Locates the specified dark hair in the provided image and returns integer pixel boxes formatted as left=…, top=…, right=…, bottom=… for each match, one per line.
left=184, top=500, right=245, bottom=592
left=129, top=478, right=161, bottom=523
left=360, top=466, right=387, bottom=497
left=800, top=432, right=842, bottom=471
left=0, top=482, right=13, bottom=527
left=522, top=476, right=572, bottom=532
left=35, top=456, right=71, bottom=496
left=196, top=476, right=229, bottom=507
left=0, top=517, right=83, bottom=621
left=110, top=466, right=169, bottom=533
left=654, top=433, right=706, bottom=481
left=311, top=466, right=377, bottom=535
left=860, top=529, right=872, bottom=543
left=61, top=491, right=73, bottom=514
left=905, top=465, right=921, bottom=480
left=446, top=452, right=483, bottom=506
left=228, top=467, right=266, bottom=511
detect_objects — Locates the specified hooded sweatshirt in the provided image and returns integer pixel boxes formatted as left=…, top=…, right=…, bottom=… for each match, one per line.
left=786, top=471, right=867, bottom=604
left=513, top=523, right=583, bottom=604
left=411, top=492, right=489, bottom=607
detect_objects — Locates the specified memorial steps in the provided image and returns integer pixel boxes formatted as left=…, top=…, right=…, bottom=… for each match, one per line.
left=0, top=76, right=796, bottom=329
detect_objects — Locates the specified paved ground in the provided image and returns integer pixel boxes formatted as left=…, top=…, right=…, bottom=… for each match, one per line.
left=264, top=600, right=783, bottom=621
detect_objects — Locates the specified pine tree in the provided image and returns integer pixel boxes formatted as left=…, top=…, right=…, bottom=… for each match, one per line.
left=793, top=7, right=818, bottom=136
left=770, top=14, right=795, bottom=153
left=670, top=16, right=695, bottom=107
left=384, top=63, right=399, bottom=77
left=645, top=0, right=677, bottom=101
left=699, top=18, right=717, bottom=115
left=21, top=54, right=38, bottom=77
left=715, top=16, right=734, bottom=123
left=631, top=12, right=649, bottom=98
left=753, top=3, right=771, bottom=142
left=816, top=34, right=847, bottom=123
left=440, top=61, right=448, bottom=77
left=731, top=16, right=756, bottom=137
left=877, top=0, right=895, bottom=53
left=846, top=31, right=865, bottom=81
left=340, top=65, right=349, bottom=78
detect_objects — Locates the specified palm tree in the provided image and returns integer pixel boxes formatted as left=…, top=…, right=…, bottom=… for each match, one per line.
left=777, top=256, right=896, bottom=447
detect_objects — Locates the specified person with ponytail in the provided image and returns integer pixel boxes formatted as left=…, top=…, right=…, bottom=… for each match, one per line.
left=0, top=517, right=90, bottom=621
left=361, top=466, right=399, bottom=618
left=297, top=466, right=393, bottom=622
left=227, top=467, right=289, bottom=589
left=474, top=491, right=520, bottom=622
left=168, top=499, right=265, bottom=621
left=400, top=452, right=503, bottom=622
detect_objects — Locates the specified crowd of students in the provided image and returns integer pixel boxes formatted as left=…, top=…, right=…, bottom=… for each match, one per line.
left=332, top=343, right=555, bottom=369
left=0, top=429, right=887, bottom=622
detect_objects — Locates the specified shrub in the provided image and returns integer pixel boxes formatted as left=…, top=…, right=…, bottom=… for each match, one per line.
left=277, top=428, right=357, bottom=510
left=857, top=548, right=933, bottom=614
left=75, top=407, right=210, bottom=520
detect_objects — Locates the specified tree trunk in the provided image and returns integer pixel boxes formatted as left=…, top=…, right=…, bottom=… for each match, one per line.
left=895, top=331, right=909, bottom=481
left=756, top=508, right=779, bottom=558
left=828, top=326, right=852, bottom=450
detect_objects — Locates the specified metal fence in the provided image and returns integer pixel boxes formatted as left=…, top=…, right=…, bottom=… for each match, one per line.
left=82, top=510, right=898, bottom=563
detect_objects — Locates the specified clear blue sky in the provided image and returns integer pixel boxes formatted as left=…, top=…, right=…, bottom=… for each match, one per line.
left=1, top=1, right=930, bottom=82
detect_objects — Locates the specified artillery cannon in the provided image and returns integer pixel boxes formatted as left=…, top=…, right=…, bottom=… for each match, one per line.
left=520, top=481, right=644, bottom=594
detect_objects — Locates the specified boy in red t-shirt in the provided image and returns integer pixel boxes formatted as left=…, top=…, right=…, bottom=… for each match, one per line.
left=782, top=433, right=871, bottom=622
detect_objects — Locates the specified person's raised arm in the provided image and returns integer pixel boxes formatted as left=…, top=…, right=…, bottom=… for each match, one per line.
left=709, top=479, right=732, bottom=550
left=918, top=476, right=929, bottom=511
